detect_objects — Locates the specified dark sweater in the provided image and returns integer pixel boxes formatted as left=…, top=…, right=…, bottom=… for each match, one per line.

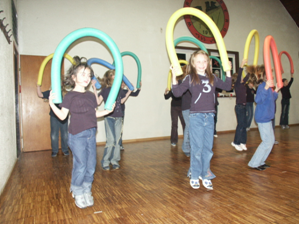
left=164, top=91, right=182, bottom=107
left=246, top=86, right=256, bottom=103
left=172, top=73, right=231, bottom=114
left=234, top=67, right=250, bottom=105
left=280, top=78, right=293, bottom=99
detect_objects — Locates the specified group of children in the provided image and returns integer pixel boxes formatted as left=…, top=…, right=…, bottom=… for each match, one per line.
left=45, top=56, right=140, bottom=209
left=169, top=49, right=294, bottom=189
left=42, top=50, right=293, bottom=208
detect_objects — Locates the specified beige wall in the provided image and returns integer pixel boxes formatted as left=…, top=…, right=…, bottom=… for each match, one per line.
left=0, top=0, right=17, bottom=195
left=0, top=0, right=298, bottom=194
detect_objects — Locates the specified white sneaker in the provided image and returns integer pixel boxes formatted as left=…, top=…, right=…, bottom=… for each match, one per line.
left=73, top=194, right=88, bottom=209
left=199, top=176, right=213, bottom=190
left=246, top=128, right=250, bottom=131
left=240, top=143, right=247, bottom=150
left=84, top=192, right=94, bottom=207
left=285, top=125, right=290, bottom=129
left=281, top=125, right=286, bottom=129
left=231, top=142, right=243, bottom=151
left=190, top=179, right=200, bottom=189
left=214, top=134, right=218, bottom=137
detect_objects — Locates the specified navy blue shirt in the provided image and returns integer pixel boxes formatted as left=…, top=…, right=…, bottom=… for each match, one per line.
left=234, top=68, right=249, bottom=105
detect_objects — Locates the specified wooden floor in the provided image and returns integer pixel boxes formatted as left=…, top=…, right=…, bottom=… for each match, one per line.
left=0, top=126, right=298, bottom=224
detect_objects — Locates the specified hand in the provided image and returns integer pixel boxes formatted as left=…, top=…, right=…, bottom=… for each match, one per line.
left=49, top=90, right=56, bottom=105
left=91, top=79, right=96, bottom=89
left=170, top=65, right=181, bottom=76
left=228, top=60, right=232, bottom=70
left=106, top=102, right=116, bottom=114
left=139, top=81, right=142, bottom=89
left=164, top=88, right=169, bottom=95
left=291, top=73, right=294, bottom=78
left=241, top=59, right=247, bottom=67
left=265, top=80, right=273, bottom=90
left=275, top=84, right=282, bottom=92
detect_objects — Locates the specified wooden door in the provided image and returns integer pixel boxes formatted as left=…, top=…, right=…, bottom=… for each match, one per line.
left=20, top=55, right=60, bottom=152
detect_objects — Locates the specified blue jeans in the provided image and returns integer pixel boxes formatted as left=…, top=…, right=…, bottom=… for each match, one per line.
left=68, top=127, right=97, bottom=195
left=50, top=116, right=68, bottom=154
left=214, top=105, right=218, bottom=135
left=280, top=98, right=290, bottom=125
left=233, top=104, right=247, bottom=145
left=248, top=122, right=274, bottom=168
left=246, top=102, right=254, bottom=128
left=118, top=117, right=124, bottom=147
left=181, top=109, right=190, bottom=156
left=189, top=113, right=216, bottom=180
left=102, top=117, right=122, bottom=168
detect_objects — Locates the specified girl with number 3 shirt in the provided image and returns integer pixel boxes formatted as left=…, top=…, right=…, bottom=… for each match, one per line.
left=171, top=50, right=232, bottom=190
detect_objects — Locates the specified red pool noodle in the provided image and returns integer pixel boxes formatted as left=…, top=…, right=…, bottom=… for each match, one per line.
left=279, top=51, right=294, bottom=74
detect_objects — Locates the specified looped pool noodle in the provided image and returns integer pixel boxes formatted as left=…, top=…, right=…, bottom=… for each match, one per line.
left=37, top=53, right=75, bottom=86
left=51, top=28, right=123, bottom=110
left=174, top=36, right=208, bottom=53
left=242, top=29, right=259, bottom=77
left=87, top=58, right=134, bottom=91
left=120, top=51, right=142, bottom=89
left=279, top=51, right=294, bottom=74
left=166, top=7, right=230, bottom=76
left=263, top=35, right=283, bottom=88
left=167, top=59, right=188, bottom=91
left=209, top=56, right=225, bottom=81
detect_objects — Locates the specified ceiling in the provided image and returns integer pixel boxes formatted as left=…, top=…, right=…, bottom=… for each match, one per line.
left=280, top=0, right=299, bottom=27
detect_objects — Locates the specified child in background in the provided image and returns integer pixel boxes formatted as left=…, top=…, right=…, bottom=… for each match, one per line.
left=248, top=72, right=281, bottom=170
left=179, top=65, right=191, bottom=157
left=97, top=70, right=132, bottom=171
left=36, top=83, right=69, bottom=157
left=119, top=81, right=141, bottom=150
left=280, top=73, right=294, bottom=129
left=49, top=56, right=114, bottom=209
left=164, top=78, right=185, bottom=147
left=246, top=80, right=256, bottom=131
left=171, top=50, right=232, bottom=190
left=231, top=59, right=250, bottom=151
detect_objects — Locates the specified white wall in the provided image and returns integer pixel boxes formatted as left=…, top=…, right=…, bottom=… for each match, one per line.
left=0, top=0, right=17, bottom=195
left=16, top=0, right=299, bottom=142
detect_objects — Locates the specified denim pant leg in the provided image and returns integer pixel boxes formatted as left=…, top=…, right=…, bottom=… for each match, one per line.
left=60, top=120, right=69, bottom=154
left=118, top=117, right=124, bottom=147
left=248, top=122, right=274, bottom=168
left=246, top=102, right=254, bottom=128
left=182, top=110, right=191, bottom=156
left=50, top=116, right=60, bottom=154
left=189, top=113, right=215, bottom=180
left=233, top=105, right=247, bottom=145
left=102, top=117, right=122, bottom=167
left=214, top=105, right=218, bottom=135
left=68, top=128, right=97, bottom=195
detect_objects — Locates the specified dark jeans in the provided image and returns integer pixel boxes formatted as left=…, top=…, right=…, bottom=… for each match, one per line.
left=280, top=98, right=290, bottom=125
left=214, top=105, right=218, bottom=135
left=50, top=116, right=68, bottom=154
left=233, top=104, right=247, bottom=145
left=246, top=102, right=254, bottom=128
left=171, top=106, right=185, bottom=144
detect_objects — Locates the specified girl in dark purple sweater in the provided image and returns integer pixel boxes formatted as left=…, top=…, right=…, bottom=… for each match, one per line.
left=171, top=50, right=232, bottom=190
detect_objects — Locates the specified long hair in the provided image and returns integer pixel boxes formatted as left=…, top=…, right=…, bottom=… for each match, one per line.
left=64, top=56, right=94, bottom=89
left=99, top=69, right=115, bottom=88
left=187, top=50, right=214, bottom=86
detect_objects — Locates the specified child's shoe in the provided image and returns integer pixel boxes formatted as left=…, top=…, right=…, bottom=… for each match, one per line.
left=84, top=192, right=94, bottom=207
left=73, top=194, right=88, bottom=209
left=199, top=176, right=213, bottom=190
left=231, top=142, right=243, bottom=151
left=190, top=179, right=200, bottom=189
left=240, top=143, right=247, bottom=150
left=285, top=125, right=290, bottom=129
left=281, top=125, right=286, bottom=129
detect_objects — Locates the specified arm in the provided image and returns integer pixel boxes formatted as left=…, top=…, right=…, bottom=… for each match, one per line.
left=164, top=88, right=172, bottom=99
left=91, top=80, right=101, bottom=105
left=96, top=103, right=115, bottom=117
left=36, top=85, right=44, bottom=98
left=255, top=82, right=269, bottom=104
left=121, top=90, right=132, bottom=104
left=49, top=91, right=69, bottom=120
left=170, top=65, right=189, bottom=97
left=130, top=89, right=140, bottom=97
left=98, top=95, right=104, bottom=106
left=287, top=76, right=294, bottom=88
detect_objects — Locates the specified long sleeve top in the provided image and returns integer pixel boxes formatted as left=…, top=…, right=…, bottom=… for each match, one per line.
left=172, top=73, right=231, bottom=114
left=280, top=78, right=293, bottom=99
left=234, top=67, right=250, bottom=104
left=164, top=91, right=182, bottom=107
left=254, top=82, right=278, bottom=123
